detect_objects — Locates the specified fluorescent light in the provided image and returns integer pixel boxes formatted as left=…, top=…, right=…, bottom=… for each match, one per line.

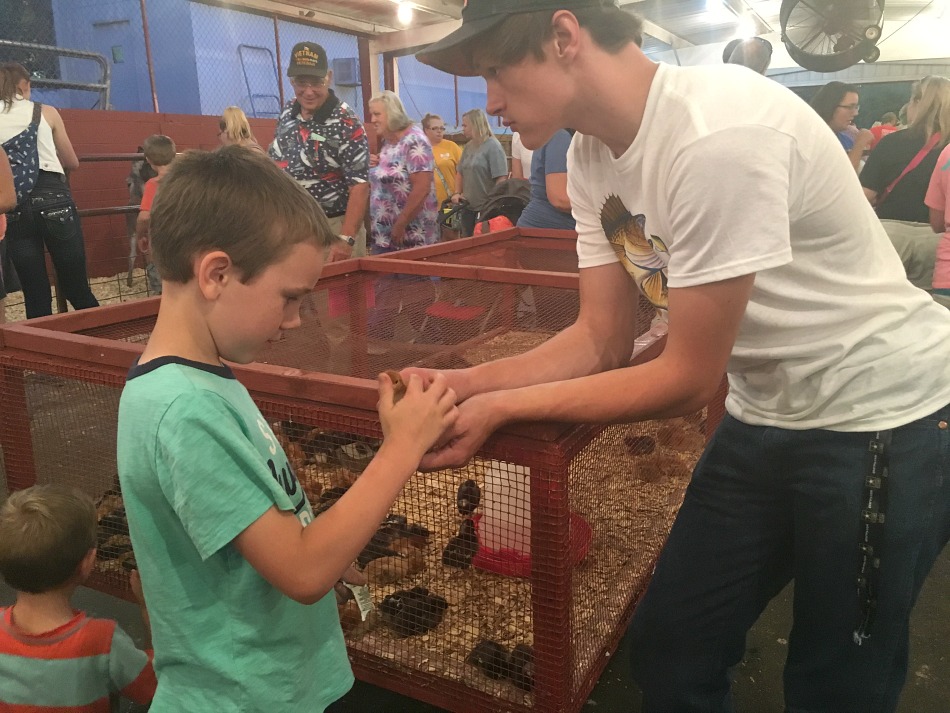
left=706, top=0, right=738, bottom=23
left=736, top=16, right=757, bottom=38
left=397, top=2, right=414, bottom=25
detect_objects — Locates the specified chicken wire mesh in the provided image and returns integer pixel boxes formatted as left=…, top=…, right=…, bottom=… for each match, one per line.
left=0, top=244, right=727, bottom=713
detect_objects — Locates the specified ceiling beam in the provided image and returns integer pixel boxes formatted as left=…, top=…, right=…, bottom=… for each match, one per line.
left=722, top=0, right=773, bottom=34
left=372, top=18, right=462, bottom=55
left=401, top=0, right=462, bottom=19
left=212, top=0, right=384, bottom=35
left=641, top=19, right=693, bottom=48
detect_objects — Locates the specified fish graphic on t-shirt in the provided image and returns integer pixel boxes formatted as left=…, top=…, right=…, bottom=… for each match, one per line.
left=600, top=194, right=669, bottom=310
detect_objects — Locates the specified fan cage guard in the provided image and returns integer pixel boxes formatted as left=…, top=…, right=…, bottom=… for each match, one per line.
left=780, top=0, right=885, bottom=71
left=0, top=228, right=728, bottom=713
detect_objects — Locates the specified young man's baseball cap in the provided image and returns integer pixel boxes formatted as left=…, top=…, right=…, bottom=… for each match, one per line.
left=287, top=42, right=328, bottom=78
left=417, top=0, right=618, bottom=76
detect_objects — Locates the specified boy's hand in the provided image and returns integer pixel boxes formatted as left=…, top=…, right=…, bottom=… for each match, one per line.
left=401, top=367, right=475, bottom=403
left=378, top=372, right=458, bottom=459
left=129, top=569, right=146, bottom=605
left=137, top=235, right=150, bottom=255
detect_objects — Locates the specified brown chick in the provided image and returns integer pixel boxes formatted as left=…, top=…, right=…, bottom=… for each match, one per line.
left=364, top=547, right=425, bottom=585
left=623, top=433, right=657, bottom=457
left=384, top=369, right=407, bottom=404
left=271, top=421, right=292, bottom=451
left=338, top=600, right=362, bottom=635
left=95, top=490, right=124, bottom=522
left=636, top=453, right=686, bottom=483
left=656, top=424, right=706, bottom=453
left=285, top=442, right=307, bottom=472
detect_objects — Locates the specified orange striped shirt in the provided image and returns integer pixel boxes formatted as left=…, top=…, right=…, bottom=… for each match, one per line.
left=0, top=606, right=156, bottom=712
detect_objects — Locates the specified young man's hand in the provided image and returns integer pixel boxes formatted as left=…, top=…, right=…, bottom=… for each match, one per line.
left=418, top=391, right=503, bottom=470
left=137, top=235, right=150, bottom=255
left=377, top=372, right=458, bottom=460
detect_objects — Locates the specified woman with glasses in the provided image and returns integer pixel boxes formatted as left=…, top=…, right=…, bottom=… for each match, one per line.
left=861, top=76, right=950, bottom=223
left=422, top=113, right=462, bottom=208
left=809, top=81, right=874, bottom=171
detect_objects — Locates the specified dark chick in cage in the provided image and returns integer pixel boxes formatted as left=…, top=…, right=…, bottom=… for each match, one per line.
left=442, top=517, right=479, bottom=569
left=379, top=586, right=448, bottom=637
left=507, top=644, right=535, bottom=692
left=466, top=639, right=510, bottom=680
left=465, top=640, right=535, bottom=692
left=457, top=478, right=481, bottom=516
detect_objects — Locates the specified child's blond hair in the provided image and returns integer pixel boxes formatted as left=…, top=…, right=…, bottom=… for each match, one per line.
left=0, top=485, right=97, bottom=593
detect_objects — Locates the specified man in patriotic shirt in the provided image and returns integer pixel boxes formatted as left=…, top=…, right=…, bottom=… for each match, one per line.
left=270, top=42, right=370, bottom=261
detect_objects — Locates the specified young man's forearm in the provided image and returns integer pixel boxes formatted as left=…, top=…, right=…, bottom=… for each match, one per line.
left=486, top=349, right=714, bottom=429
left=458, top=318, right=632, bottom=399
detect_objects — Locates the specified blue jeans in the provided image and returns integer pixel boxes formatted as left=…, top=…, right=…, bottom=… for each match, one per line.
left=5, top=172, right=99, bottom=318
left=629, top=408, right=950, bottom=713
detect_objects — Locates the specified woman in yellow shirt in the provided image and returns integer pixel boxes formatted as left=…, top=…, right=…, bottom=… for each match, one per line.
left=422, top=113, right=463, bottom=206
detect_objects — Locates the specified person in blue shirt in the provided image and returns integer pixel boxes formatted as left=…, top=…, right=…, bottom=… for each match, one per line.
left=517, top=129, right=576, bottom=231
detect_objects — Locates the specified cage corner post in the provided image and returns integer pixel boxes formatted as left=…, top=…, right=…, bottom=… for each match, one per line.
left=0, top=360, right=38, bottom=492
left=530, top=448, right=574, bottom=712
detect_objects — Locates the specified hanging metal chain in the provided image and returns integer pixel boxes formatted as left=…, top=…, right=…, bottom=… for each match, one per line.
left=853, top=429, right=892, bottom=645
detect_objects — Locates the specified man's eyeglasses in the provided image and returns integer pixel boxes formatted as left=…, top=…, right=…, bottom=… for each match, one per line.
left=838, top=103, right=860, bottom=111
left=293, top=77, right=328, bottom=90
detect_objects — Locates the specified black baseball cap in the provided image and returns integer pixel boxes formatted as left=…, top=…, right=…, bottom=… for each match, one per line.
left=417, top=0, right=618, bottom=76
left=287, top=42, right=328, bottom=78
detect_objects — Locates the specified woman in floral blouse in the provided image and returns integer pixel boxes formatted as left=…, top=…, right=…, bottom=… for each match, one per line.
left=367, top=91, right=437, bottom=252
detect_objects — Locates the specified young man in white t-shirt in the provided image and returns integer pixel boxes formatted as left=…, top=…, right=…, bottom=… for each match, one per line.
left=416, top=2, right=950, bottom=712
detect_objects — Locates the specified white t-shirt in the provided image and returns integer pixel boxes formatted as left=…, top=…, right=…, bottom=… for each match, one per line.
left=511, top=132, right=534, bottom=177
left=0, top=97, right=65, bottom=175
left=570, top=63, right=950, bottom=431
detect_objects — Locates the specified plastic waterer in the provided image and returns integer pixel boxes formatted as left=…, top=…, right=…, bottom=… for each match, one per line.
left=479, top=460, right=531, bottom=555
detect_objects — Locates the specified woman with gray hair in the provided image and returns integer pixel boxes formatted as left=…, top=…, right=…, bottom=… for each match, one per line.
left=367, top=90, right=437, bottom=251
left=452, top=108, right=508, bottom=236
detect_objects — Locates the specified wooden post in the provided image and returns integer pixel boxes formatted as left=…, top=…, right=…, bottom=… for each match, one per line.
left=139, top=0, right=160, bottom=112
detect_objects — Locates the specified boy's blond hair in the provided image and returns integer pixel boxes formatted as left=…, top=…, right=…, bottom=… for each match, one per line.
left=142, top=134, right=176, bottom=167
left=0, top=485, right=97, bottom=594
left=149, top=145, right=334, bottom=283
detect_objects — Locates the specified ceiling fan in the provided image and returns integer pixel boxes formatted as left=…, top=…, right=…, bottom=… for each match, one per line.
left=780, top=0, right=884, bottom=72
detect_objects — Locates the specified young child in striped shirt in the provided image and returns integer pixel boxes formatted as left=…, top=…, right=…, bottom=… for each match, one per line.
left=0, top=484, right=156, bottom=711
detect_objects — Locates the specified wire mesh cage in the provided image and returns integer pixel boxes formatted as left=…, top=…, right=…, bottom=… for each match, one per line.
left=0, top=229, right=726, bottom=713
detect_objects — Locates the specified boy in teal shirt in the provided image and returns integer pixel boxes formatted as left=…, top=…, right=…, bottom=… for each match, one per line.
left=116, top=146, right=458, bottom=711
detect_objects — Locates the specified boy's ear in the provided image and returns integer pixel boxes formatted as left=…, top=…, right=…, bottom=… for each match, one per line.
left=195, top=250, right=235, bottom=300
left=77, top=548, right=97, bottom=581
